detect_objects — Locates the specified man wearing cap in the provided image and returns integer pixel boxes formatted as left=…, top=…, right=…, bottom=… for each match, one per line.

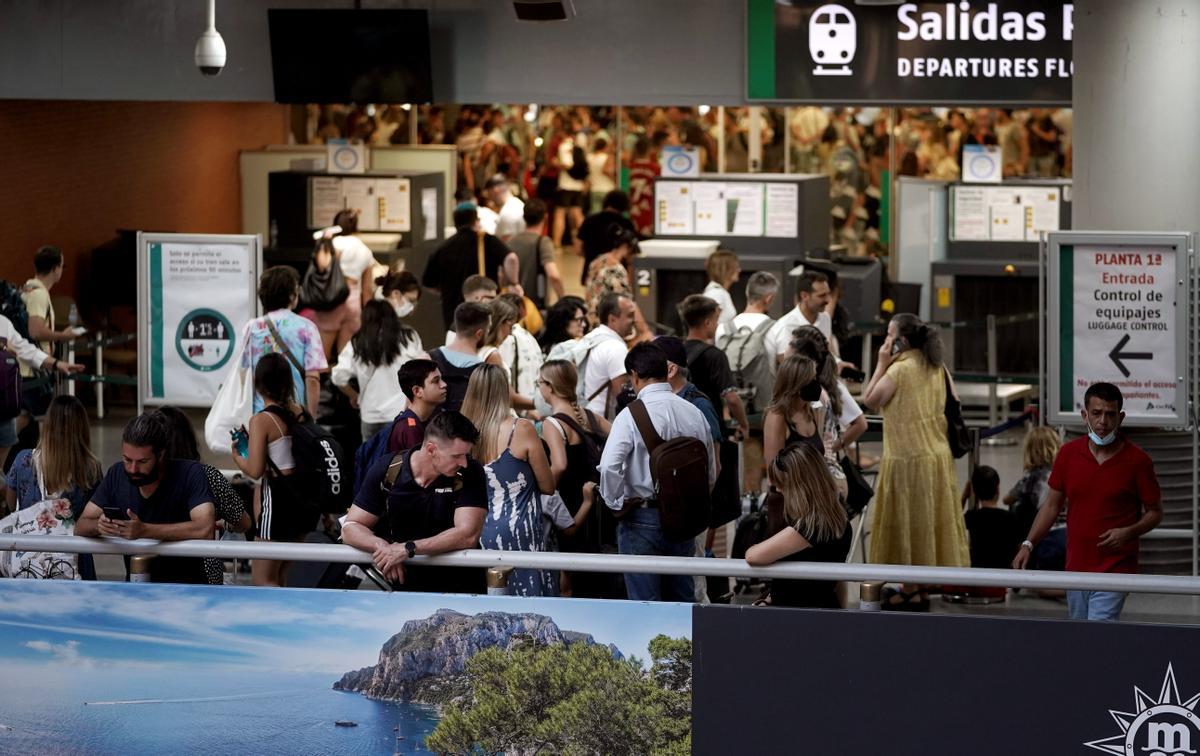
left=479, top=174, right=526, bottom=242
left=422, top=203, right=520, bottom=331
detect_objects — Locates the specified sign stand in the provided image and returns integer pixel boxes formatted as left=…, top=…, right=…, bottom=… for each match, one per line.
left=136, top=233, right=262, bottom=414
left=1041, top=230, right=1196, bottom=573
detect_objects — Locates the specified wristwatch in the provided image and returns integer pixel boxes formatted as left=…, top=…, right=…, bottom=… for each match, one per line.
left=1020, top=539, right=1034, bottom=551
left=404, top=541, right=417, bottom=559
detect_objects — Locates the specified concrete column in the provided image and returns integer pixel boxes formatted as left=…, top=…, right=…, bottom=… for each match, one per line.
left=1073, top=0, right=1200, bottom=230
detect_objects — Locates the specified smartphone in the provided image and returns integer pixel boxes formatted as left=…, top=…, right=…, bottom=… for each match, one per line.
left=102, top=506, right=128, bottom=521
left=70, top=326, right=88, bottom=337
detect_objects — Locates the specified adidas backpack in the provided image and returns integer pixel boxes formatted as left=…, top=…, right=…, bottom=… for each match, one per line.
left=265, top=406, right=351, bottom=514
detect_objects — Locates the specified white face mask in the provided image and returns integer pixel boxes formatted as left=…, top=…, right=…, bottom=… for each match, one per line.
left=534, top=390, right=555, bottom=418
left=394, top=299, right=415, bottom=318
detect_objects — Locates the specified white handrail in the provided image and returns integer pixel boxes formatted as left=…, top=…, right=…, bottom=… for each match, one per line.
left=5, top=535, right=1200, bottom=595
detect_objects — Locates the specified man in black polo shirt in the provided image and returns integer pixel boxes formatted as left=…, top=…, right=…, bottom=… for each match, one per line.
left=75, top=413, right=215, bottom=584
left=342, top=411, right=487, bottom=593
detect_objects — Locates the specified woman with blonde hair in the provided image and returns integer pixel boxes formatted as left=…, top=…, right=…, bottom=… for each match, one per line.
left=479, top=298, right=535, bottom=411
left=746, top=443, right=852, bottom=608
left=1005, top=425, right=1065, bottom=571
left=703, top=249, right=740, bottom=334
left=5, top=395, right=103, bottom=579
left=461, top=364, right=557, bottom=596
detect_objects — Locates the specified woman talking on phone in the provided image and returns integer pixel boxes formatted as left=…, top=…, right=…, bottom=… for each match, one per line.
left=862, top=313, right=969, bottom=610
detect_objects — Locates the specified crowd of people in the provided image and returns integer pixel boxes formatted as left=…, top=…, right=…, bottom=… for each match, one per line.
left=1, top=156, right=1159, bottom=620
left=298, top=103, right=1072, bottom=256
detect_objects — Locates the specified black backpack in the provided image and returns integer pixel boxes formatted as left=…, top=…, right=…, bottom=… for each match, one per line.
left=430, top=348, right=479, bottom=414
left=0, top=281, right=32, bottom=341
left=551, top=411, right=605, bottom=476
left=568, top=144, right=589, bottom=180
left=264, top=406, right=352, bottom=514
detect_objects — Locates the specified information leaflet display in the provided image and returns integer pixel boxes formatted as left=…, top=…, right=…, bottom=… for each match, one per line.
left=1046, top=232, right=1191, bottom=427
left=654, top=179, right=799, bottom=239
left=307, top=176, right=413, bottom=232
left=951, top=184, right=1061, bottom=241
left=138, top=233, right=261, bottom=410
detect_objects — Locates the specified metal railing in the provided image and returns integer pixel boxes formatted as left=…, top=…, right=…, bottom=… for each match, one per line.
left=6, top=535, right=1200, bottom=596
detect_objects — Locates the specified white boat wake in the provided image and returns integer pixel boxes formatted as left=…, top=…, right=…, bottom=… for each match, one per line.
left=85, top=690, right=299, bottom=706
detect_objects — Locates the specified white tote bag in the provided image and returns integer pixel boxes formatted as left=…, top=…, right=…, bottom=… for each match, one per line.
left=0, top=499, right=79, bottom=580
left=204, top=327, right=255, bottom=453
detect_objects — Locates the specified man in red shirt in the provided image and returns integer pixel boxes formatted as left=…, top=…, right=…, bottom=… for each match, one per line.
left=1013, top=382, right=1162, bottom=620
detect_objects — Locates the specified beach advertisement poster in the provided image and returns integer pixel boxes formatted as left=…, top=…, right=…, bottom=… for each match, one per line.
left=0, top=581, right=693, bottom=755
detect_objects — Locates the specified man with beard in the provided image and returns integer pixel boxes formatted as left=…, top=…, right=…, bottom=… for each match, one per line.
left=76, top=413, right=215, bottom=584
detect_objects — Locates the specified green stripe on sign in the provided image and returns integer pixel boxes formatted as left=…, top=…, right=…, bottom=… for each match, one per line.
left=747, top=0, right=776, bottom=100
left=150, top=243, right=164, bottom=398
left=1059, top=245, right=1073, bottom=411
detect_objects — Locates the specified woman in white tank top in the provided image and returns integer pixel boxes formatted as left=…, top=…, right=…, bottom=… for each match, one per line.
left=230, top=353, right=317, bottom=587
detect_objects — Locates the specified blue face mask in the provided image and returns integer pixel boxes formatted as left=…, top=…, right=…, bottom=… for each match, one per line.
left=1086, top=418, right=1118, bottom=447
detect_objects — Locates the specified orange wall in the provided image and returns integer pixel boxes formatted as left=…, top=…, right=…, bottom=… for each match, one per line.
left=0, top=100, right=288, bottom=300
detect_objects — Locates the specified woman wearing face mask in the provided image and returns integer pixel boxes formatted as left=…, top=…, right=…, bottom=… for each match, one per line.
left=376, top=270, right=422, bottom=320
left=863, top=312, right=970, bottom=610
left=331, top=300, right=427, bottom=439
left=762, top=356, right=847, bottom=537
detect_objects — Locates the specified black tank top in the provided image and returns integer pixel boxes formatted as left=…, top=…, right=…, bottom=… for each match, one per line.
left=784, top=415, right=824, bottom=456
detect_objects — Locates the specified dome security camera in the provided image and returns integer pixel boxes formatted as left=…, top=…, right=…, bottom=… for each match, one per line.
left=194, top=0, right=225, bottom=76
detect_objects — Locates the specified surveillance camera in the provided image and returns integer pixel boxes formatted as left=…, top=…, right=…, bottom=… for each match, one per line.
left=194, top=28, right=226, bottom=76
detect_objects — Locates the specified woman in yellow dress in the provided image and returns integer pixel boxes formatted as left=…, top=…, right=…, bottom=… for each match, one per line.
left=863, top=313, right=969, bottom=610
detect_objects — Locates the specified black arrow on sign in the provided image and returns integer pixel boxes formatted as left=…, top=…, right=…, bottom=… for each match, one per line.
left=1108, top=334, right=1153, bottom=378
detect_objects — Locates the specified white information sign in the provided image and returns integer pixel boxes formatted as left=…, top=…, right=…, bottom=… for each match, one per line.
left=138, top=234, right=261, bottom=410
left=421, top=187, right=439, bottom=241
left=656, top=181, right=694, bottom=235
left=309, top=176, right=343, bottom=229
left=692, top=182, right=727, bottom=235
left=376, top=178, right=412, bottom=232
left=765, top=183, right=799, bottom=238
left=951, top=184, right=1061, bottom=241
left=1046, top=232, right=1192, bottom=428
left=725, top=182, right=765, bottom=236
left=341, top=178, right=379, bottom=231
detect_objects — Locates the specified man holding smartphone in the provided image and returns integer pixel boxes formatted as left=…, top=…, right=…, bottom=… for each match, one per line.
left=75, top=413, right=215, bottom=584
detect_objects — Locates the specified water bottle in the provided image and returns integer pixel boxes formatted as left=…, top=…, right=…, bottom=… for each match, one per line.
left=68, top=303, right=79, bottom=328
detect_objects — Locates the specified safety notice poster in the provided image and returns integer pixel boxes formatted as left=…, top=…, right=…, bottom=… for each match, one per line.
left=951, top=185, right=1061, bottom=242
left=139, top=234, right=261, bottom=408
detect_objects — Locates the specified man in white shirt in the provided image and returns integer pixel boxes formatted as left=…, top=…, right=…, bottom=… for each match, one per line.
left=598, top=343, right=717, bottom=602
left=581, top=293, right=636, bottom=419
left=482, top=174, right=526, bottom=241
left=716, top=271, right=778, bottom=344
left=764, top=270, right=835, bottom=363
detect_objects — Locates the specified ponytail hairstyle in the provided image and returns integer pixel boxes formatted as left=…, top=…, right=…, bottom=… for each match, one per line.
left=539, top=359, right=589, bottom=428
left=788, top=325, right=842, bottom=419
left=891, top=313, right=944, bottom=367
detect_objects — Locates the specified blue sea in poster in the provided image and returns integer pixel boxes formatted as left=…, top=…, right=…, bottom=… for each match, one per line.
left=0, top=580, right=693, bottom=755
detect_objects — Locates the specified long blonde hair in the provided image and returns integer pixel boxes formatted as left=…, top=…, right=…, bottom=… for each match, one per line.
left=768, top=443, right=846, bottom=543
left=483, top=297, right=521, bottom=348
left=539, top=359, right=589, bottom=427
left=769, top=355, right=818, bottom=423
left=1023, top=425, right=1061, bottom=471
left=38, top=395, right=102, bottom=494
left=460, top=363, right=513, bottom=463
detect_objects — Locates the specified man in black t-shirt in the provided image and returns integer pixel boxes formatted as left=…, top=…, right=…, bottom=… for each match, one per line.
left=679, top=295, right=749, bottom=439
left=75, top=414, right=215, bottom=585
left=422, top=203, right=519, bottom=331
left=342, top=411, right=487, bottom=593
left=575, top=190, right=636, bottom=285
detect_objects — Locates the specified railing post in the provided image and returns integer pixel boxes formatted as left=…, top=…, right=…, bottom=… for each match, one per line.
left=129, top=554, right=154, bottom=583
left=859, top=581, right=883, bottom=611
left=487, top=565, right=513, bottom=596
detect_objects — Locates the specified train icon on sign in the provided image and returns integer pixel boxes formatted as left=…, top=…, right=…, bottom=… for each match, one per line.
left=810, top=4, right=856, bottom=76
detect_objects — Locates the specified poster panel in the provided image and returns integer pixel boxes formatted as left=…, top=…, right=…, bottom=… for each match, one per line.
left=138, top=234, right=261, bottom=409
left=694, top=605, right=1200, bottom=755
left=1046, top=232, right=1191, bottom=427
left=0, top=581, right=692, bottom=755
